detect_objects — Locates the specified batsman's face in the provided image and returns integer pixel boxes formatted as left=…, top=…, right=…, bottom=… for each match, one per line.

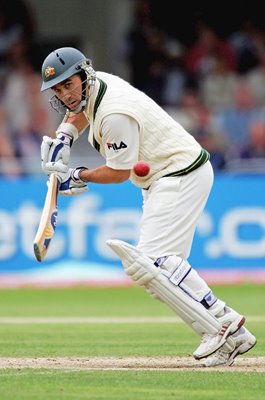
left=52, top=75, right=84, bottom=110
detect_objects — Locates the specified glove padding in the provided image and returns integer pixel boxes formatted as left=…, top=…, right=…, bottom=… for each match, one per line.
left=56, top=167, right=89, bottom=196
left=41, top=132, right=73, bottom=175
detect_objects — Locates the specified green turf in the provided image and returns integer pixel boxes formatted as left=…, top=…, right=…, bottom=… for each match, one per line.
left=0, top=370, right=264, bottom=400
left=0, top=321, right=262, bottom=358
left=0, top=283, right=264, bottom=316
left=0, top=284, right=264, bottom=399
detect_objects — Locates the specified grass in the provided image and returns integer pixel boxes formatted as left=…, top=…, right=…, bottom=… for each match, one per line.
left=0, top=284, right=264, bottom=399
left=0, top=283, right=264, bottom=316
left=0, top=370, right=264, bottom=400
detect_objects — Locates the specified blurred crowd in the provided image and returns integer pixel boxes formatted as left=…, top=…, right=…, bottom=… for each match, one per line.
left=124, top=0, right=265, bottom=172
left=0, top=0, right=59, bottom=177
left=1, top=0, right=265, bottom=177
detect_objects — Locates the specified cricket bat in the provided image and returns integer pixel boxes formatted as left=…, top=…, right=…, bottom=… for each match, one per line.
left=33, top=174, right=60, bottom=262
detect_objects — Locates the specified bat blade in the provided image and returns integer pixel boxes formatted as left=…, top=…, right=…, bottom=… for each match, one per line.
left=33, top=174, right=59, bottom=262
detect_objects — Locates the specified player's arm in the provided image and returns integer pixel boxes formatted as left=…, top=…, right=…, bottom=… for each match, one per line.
left=64, top=110, right=89, bottom=134
left=79, top=114, right=139, bottom=184
left=41, top=111, right=89, bottom=174
left=79, top=165, right=130, bottom=184
left=54, top=114, right=139, bottom=194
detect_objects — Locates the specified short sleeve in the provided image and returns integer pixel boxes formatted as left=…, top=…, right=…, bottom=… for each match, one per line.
left=101, top=114, right=139, bottom=169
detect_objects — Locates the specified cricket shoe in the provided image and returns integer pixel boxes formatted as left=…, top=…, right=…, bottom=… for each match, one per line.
left=193, top=307, right=245, bottom=360
left=202, top=326, right=257, bottom=367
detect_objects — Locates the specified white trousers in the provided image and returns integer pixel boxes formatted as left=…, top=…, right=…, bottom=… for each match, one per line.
left=137, top=160, right=214, bottom=260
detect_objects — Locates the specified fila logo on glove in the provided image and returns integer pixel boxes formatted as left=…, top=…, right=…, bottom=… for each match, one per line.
left=107, top=141, right=127, bottom=150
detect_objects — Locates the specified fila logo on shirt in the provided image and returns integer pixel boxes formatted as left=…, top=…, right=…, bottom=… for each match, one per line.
left=106, top=141, right=128, bottom=151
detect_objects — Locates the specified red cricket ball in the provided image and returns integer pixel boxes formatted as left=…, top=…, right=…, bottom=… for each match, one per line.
left=133, top=161, right=150, bottom=177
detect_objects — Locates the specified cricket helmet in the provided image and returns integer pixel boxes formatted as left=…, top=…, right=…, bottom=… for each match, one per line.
left=41, top=47, right=96, bottom=113
left=41, top=47, right=95, bottom=91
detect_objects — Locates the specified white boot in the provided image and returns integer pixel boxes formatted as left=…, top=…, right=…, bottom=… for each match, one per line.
left=193, top=307, right=245, bottom=359
left=202, top=326, right=257, bottom=367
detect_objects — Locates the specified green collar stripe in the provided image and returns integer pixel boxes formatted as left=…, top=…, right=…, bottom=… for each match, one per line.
left=93, top=78, right=107, bottom=152
left=93, top=78, right=107, bottom=119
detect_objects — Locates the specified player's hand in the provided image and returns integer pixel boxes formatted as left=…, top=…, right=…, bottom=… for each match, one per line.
left=41, top=132, right=73, bottom=175
left=56, top=167, right=89, bottom=196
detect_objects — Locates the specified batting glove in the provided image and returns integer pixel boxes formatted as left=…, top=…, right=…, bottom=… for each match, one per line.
left=41, top=132, right=73, bottom=175
left=56, top=167, right=89, bottom=196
